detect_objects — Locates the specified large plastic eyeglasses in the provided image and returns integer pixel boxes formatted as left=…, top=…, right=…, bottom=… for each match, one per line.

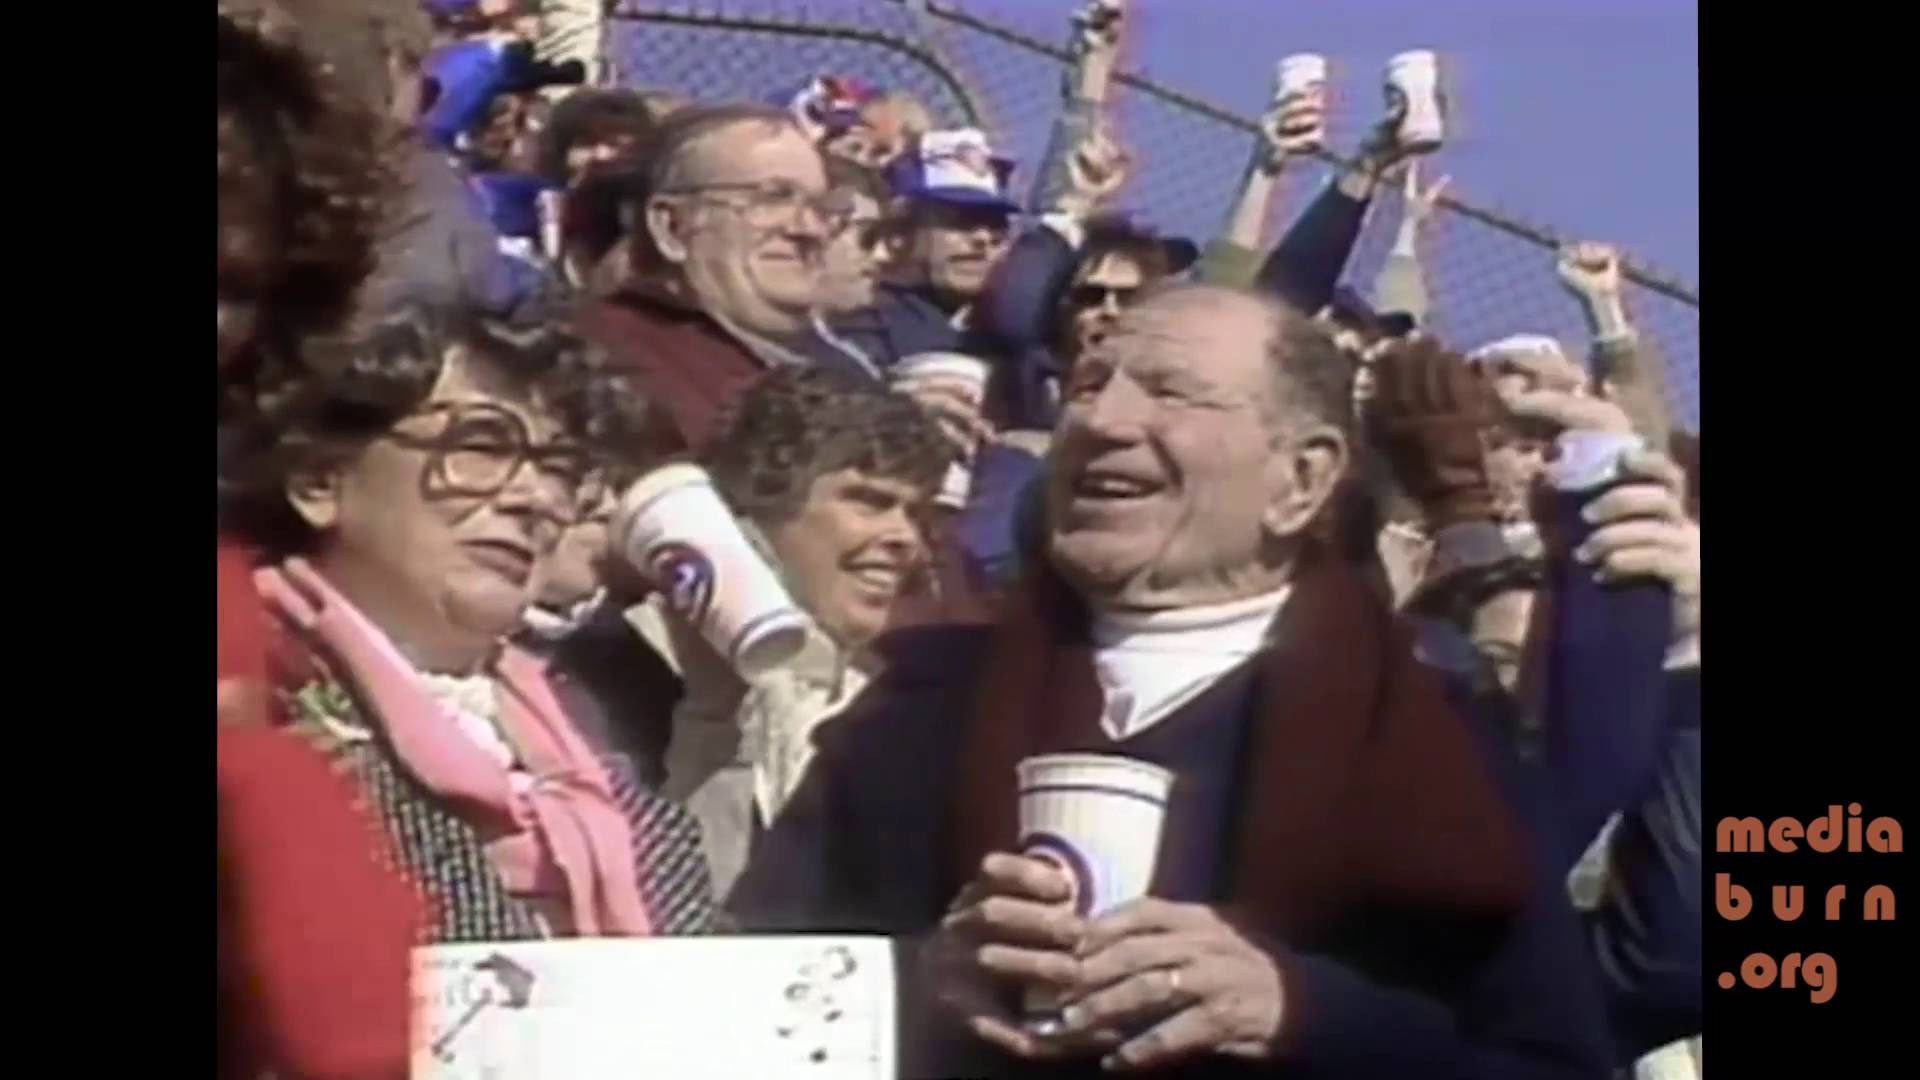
left=661, top=181, right=854, bottom=235
left=379, top=402, right=590, bottom=500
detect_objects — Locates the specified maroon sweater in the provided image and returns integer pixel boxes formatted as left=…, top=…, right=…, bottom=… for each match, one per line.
left=576, top=291, right=768, bottom=453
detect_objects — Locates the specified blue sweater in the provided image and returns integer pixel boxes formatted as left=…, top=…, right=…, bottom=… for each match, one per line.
left=1438, top=487, right=1697, bottom=1066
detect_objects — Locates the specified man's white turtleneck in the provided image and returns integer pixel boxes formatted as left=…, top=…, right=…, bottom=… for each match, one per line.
left=1090, top=586, right=1291, bottom=741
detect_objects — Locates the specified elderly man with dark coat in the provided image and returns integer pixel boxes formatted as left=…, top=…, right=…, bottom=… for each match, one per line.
left=734, top=283, right=1675, bottom=1079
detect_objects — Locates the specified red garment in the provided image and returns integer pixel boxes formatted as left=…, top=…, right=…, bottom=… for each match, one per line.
left=219, top=534, right=424, bottom=1078
left=218, top=538, right=263, bottom=681
left=951, top=548, right=1534, bottom=937
left=218, top=727, right=424, bottom=1079
left=576, top=290, right=768, bottom=452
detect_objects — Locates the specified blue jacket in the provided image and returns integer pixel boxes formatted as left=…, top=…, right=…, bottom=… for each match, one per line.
left=1256, top=180, right=1371, bottom=316
left=1432, top=489, right=1697, bottom=1066
left=1587, top=677, right=1702, bottom=1062
left=422, top=40, right=510, bottom=152
left=972, top=224, right=1080, bottom=430
left=1536, top=489, right=1677, bottom=871
left=828, top=283, right=970, bottom=376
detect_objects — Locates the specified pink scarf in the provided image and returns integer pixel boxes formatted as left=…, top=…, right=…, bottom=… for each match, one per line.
left=257, top=558, right=653, bottom=937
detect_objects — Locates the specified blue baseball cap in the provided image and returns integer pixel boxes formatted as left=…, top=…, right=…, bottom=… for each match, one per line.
left=887, top=128, right=1020, bottom=214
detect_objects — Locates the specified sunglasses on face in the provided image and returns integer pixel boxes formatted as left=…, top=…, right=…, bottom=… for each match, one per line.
left=1067, top=284, right=1139, bottom=310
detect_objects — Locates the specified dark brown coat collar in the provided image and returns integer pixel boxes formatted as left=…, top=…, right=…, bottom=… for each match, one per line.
left=577, top=291, right=767, bottom=452
left=949, top=551, right=1534, bottom=938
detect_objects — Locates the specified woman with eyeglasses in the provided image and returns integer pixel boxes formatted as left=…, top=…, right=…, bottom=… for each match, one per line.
left=222, top=300, right=702, bottom=944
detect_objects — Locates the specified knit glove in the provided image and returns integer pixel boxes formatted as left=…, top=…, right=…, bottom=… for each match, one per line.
left=1364, top=337, right=1502, bottom=529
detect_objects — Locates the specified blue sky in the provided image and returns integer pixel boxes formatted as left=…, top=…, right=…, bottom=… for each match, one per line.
left=951, top=0, right=1699, bottom=286
left=614, top=0, right=1699, bottom=424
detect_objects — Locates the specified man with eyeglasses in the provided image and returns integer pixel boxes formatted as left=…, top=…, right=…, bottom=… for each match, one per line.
left=578, top=102, right=877, bottom=453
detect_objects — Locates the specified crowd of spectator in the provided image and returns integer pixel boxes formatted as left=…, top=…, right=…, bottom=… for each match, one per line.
left=215, top=1, right=1702, bottom=1077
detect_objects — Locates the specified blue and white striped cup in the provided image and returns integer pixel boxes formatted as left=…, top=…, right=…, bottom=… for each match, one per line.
left=1015, top=753, right=1175, bottom=1034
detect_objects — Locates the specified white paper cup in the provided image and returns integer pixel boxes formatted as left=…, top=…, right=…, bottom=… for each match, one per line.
left=892, top=352, right=990, bottom=408
left=538, top=189, right=566, bottom=261
left=892, top=352, right=991, bottom=510
left=1273, top=54, right=1328, bottom=145
left=613, top=463, right=809, bottom=679
left=1385, top=49, right=1445, bottom=153
left=1014, top=753, right=1175, bottom=1033
left=1275, top=53, right=1327, bottom=105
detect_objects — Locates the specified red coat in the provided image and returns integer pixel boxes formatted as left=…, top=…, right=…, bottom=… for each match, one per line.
left=217, top=537, right=268, bottom=724
left=218, top=536, right=423, bottom=1079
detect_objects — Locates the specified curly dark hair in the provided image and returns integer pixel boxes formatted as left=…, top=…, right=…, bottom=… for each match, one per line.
left=217, top=9, right=397, bottom=416
left=217, top=0, right=432, bottom=112
left=537, top=89, right=662, bottom=185
left=220, top=300, right=654, bottom=555
left=698, top=366, right=952, bottom=527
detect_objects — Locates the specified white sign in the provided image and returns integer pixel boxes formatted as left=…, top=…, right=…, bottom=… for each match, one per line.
left=412, top=936, right=896, bottom=1079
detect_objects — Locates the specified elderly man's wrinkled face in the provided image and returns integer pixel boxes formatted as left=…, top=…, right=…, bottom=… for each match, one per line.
left=766, top=469, right=932, bottom=648
left=1048, top=288, right=1345, bottom=611
left=815, top=190, right=885, bottom=315
left=650, top=122, right=830, bottom=336
left=910, top=202, right=1012, bottom=303
left=290, top=351, right=584, bottom=659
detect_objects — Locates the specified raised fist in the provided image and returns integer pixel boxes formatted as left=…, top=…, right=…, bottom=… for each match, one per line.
left=1556, top=242, right=1623, bottom=303
left=1060, top=126, right=1132, bottom=215
left=1070, top=0, right=1126, bottom=57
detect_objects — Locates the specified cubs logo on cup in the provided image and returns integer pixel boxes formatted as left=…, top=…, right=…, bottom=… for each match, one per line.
left=646, top=541, right=717, bottom=623
left=1019, top=831, right=1097, bottom=917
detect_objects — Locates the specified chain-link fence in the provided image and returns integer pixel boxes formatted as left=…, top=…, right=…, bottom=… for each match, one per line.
left=609, top=0, right=1699, bottom=432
